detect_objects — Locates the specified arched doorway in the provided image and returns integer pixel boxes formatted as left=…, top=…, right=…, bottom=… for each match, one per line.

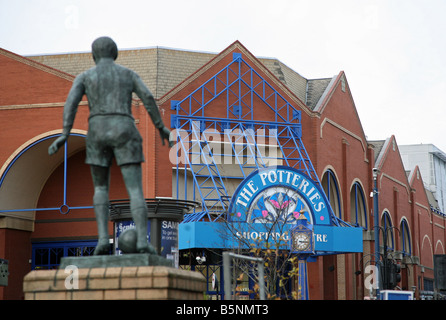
left=0, top=132, right=87, bottom=298
left=0, top=132, right=87, bottom=219
left=1, top=131, right=129, bottom=273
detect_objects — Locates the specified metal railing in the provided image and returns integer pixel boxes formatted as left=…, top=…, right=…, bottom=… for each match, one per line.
left=222, top=251, right=265, bottom=300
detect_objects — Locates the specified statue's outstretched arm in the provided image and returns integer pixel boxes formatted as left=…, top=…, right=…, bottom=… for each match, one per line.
left=48, top=75, right=85, bottom=155
left=133, top=73, right=172, bottom=147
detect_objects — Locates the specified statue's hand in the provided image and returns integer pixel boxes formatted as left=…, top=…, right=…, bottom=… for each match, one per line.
left=159, top=126, right=173, bottom=148
left=48, top=135, right=68, bottom=155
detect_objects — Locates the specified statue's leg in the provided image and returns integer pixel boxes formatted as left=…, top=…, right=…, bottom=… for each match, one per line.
left=120, top=163, right=156, bottom=254
left=90, top=165, right=111, bottom=255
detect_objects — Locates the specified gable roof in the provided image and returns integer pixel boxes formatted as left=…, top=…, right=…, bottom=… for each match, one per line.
left=27, top=42, right=314, bottom=105
left=157, top=41, right=309, bottom=114
left=305, top=77, right=334, bottom=109
left=0, top=48, right=75, bottom=82
left=368, top=139, right=386, bottom=163
left=28, top=47, right=216, bottom=99
left=369, top=136, right=414, bottom=194
left=0, top=48, right=77, bottom=106
left=408, top=166, right=441, bottom=215
left=369, top=136, right=401, bottom=171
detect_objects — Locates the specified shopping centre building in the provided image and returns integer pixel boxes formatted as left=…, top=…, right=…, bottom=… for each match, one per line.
left=1, top=41, right=445, bottom=299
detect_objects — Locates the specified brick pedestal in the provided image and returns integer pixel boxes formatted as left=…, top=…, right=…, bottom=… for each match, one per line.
left=23, top=266, right=206, bottom=300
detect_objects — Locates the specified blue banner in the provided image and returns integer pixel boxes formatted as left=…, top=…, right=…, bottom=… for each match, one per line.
left=179, top=166, right=363, bottom=255
left=179, top=221, right=363, bottom=254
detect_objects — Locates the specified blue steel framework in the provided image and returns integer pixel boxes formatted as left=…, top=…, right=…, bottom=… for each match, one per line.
left=172, top=53, right=361, bottom=299
left=171, top=52, right=346, bottom=226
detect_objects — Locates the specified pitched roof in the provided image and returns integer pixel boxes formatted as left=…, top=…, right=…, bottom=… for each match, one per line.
left=368, top=139, right=386, bottom=163
left=0, top=48, right=77, bottom=106
left=0, top=48, right=75, bottom=82
left=27, top=44, right=313, bottom=103
left=27, top=47, right=214, bottom=99
left=305, top=77, right=334, bottom=110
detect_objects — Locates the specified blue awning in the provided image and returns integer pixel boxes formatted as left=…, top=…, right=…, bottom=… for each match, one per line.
left=179, top=221, right=363, bottom=255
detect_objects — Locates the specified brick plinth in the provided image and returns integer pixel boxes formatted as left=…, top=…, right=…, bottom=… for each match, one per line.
left=23, top=266, right=206, bottom=300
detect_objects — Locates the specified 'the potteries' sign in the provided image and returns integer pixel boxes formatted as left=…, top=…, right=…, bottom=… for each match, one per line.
left=228, top=166, right=331, bottom=225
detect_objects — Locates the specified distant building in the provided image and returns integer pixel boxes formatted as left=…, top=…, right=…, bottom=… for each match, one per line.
left=399, top=144, right=446, bottom=214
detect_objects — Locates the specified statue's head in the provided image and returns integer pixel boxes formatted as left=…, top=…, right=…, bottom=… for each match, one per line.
left=92, top=36, right=118, bottom=62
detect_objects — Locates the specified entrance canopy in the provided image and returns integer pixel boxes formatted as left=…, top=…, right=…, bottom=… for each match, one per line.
left=179, top=222, right=363, bottom=255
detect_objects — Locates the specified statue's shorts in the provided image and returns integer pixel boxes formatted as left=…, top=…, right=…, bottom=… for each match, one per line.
left=86, top=115, right=145, bottom=167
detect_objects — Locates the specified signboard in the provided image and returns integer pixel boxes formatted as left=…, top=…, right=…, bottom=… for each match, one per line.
left=228, top=166, right=331, bottom=225
left=114, top=220, right=179, bottom=267
left=380, top=290, right=414, bottom=300
left=179, top=165, right=363, bottom=254
left=179, top=221, right=363, bottom=254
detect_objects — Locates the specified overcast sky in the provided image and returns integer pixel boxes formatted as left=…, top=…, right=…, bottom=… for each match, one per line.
left=1, top=0, right=446, bottom=152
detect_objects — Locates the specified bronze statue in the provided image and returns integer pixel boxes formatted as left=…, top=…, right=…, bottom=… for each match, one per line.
left=49, top=36, right=172, bottom=255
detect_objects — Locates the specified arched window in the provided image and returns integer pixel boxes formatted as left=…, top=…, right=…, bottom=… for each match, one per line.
left=400, top=219, right=412, bottom=256
left=321, top=170, right=342, bottom=219
left=381, top=211, right=394, bottom=251
left=350, top=182, right=367, bottom=229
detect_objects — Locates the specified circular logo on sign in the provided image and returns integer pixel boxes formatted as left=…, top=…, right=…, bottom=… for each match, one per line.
left=246, top=186, right=313, bottom=224
left=229, top=166, right=331, bottom=225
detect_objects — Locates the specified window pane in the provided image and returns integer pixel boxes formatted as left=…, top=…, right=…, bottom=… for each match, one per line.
left=322, top=170, right=341, bottom=219
left=350, top=183, right=367, bottom=229
left=401, top=220, right=411, bottom=256
left=32, top=241, right=97, bottom=269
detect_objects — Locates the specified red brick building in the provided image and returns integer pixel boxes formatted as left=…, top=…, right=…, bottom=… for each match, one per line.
left=1, top=41, right=445, bottom=300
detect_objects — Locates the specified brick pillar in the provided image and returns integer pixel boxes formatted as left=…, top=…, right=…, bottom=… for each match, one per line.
left=23, top=266, right=206, bottom=300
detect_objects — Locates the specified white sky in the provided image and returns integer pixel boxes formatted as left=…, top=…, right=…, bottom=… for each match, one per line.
left=1, top=0, right=446, bottom=152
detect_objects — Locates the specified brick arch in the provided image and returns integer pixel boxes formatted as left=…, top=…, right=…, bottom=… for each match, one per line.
left=435, top=240, right=445, bottom=255
left=421, top=235, right=434, bottom=268
left=349, top=179, right=368, bottom=229
left=320, top=166, right=343, bottom=220
left=0, top=130, right=87, bottom=223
